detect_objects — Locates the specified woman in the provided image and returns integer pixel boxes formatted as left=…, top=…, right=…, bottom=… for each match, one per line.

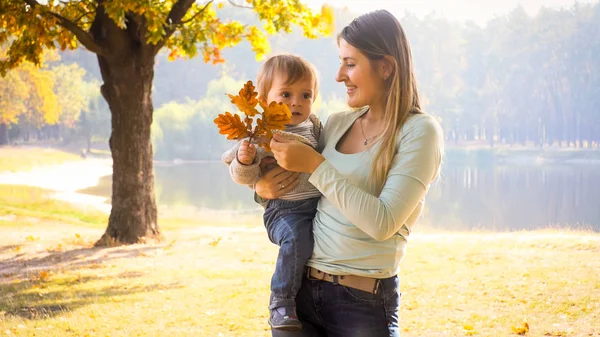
left=256, top=9, right=444, bottom=337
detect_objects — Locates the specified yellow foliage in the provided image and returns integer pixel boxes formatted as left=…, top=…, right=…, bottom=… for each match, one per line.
left=1, top=0, right=333, bottom=72
left=214, top=111, right=251, bottom=140
left=214, top=80, right=290, bottom=150
left=227, top=81, right=259, bottom=117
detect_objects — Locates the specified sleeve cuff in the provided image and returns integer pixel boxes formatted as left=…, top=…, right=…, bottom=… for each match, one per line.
left=308, top=160, right=331, bottom=189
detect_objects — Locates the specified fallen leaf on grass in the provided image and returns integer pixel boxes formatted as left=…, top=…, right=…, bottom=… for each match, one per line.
left=209, top=237, right=222, bottom=247
left=512, top=321, right=529, bottom=335
left=39, top=271, right=50, bottom=281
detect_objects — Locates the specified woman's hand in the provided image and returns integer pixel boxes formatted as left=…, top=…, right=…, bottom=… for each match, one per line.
left=270, top=135, right=325, bottom=174
left=255, top=157, right=301, bottom=199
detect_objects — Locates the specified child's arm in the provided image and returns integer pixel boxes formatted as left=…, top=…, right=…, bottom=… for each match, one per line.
left=222, top=140, right=265, bottom=186
left=237, top=140, right=257, bottom=165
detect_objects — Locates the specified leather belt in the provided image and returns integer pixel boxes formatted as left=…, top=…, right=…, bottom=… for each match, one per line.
left=306, top=267, right=380, bottom=294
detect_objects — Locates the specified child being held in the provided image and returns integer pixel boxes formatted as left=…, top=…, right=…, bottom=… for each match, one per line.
left=221, top=54, right=322, bottom=332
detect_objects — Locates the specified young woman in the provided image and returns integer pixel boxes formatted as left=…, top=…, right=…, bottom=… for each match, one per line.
left=257, top=9, right=444, bottom=337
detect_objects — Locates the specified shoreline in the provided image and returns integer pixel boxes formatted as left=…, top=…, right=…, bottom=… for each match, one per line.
left=0, top=158, right=113, bottom=213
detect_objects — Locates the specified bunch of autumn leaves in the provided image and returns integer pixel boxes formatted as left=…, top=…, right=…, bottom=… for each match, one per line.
left=214, top=81, right=291, bottom=151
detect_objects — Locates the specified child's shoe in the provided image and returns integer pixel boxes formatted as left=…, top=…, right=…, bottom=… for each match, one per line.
left=268, top=306, right=302, bottom=331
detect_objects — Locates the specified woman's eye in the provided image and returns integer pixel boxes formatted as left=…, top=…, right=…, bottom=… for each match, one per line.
left=346, top=64, right=355, bottom=68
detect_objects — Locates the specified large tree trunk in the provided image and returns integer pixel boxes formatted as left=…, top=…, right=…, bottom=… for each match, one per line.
left=0, top=123, right=9, bottom=145
left=95, top=53, right=159, bottom=245
left=93, top=23, right=160, bottom=245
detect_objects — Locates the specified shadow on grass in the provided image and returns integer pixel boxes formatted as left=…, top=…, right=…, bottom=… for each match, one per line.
left=0, top=244, right=164, bottom=280
left=0, top=244, right=21, bottom=254
left=0, top=273, right=182, bottom=320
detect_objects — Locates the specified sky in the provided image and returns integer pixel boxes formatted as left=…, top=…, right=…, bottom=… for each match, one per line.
left=305, top=0, right=598, bottom=25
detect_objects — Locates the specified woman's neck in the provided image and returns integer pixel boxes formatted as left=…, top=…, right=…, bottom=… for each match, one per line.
left=364, top=101, right=386, bottom=123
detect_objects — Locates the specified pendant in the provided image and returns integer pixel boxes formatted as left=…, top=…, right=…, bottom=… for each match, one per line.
left=364, top=139, right=368, bottom=145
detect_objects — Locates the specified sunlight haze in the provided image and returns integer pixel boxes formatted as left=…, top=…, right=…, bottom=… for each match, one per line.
left=307, top=0, right=598, bottom=24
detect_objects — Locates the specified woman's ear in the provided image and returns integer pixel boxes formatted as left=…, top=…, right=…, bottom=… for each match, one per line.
left=381, top=55, right=395, bottom=80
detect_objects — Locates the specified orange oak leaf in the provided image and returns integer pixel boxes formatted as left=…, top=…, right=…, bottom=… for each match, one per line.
left=260, top=100, right=291, bottom=132
left=214, top=112, right=251, bottom=140
left=228, top=80, right=259, bottom=116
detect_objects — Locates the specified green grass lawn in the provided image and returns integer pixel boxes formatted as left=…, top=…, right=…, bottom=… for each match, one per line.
left=0, top=186, right=599, bottom=336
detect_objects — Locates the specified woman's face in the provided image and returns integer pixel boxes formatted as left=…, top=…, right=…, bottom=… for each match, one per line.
left=335, top=38, right=386, bottom=109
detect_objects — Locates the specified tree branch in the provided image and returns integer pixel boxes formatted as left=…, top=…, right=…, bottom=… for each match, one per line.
left=23, top=0, right=109, bottom=56
left=154, top=0, right=209, bottom=54
left=227, top=0, right=253, bottom=9
left=180, top=2, right=213, bottom=25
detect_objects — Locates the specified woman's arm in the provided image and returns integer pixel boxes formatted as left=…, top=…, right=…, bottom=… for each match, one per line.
left=254, top=157, right=302, bottom=200
left=308, top=116, right=444, bottom=241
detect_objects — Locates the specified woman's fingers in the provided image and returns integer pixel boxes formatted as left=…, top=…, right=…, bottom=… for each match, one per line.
left=277, top=176, right=300, bottom=194
left=277, top=171, right=300, bottom=190
left=263, top=165, right=287, bottom=179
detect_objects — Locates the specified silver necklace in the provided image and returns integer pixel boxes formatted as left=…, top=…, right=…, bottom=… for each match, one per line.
left=359, top=116, right=377, bottom=146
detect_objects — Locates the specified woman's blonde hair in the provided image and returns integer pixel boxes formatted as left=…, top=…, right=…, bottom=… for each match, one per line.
left=339, top=9, right=422, bottom=192
left=256, top=54, right=319, bottom=102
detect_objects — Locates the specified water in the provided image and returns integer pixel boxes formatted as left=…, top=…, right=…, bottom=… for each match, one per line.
left=151, top=158, right=600, bottom=231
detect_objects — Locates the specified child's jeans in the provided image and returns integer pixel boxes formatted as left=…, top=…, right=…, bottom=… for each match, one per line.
left=263, top=197, right=320, bottom=309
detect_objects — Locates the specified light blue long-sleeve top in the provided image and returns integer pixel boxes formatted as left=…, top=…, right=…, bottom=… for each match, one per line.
left=306, top=107, right=444, bottom=278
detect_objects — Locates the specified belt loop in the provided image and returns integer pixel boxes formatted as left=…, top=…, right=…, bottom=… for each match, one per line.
left=331, top=275, right=339, bottom=285
left=372, top=279, right=381, bottom=294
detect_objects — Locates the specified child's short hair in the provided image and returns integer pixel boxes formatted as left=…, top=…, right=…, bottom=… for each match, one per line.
left=256, top=54, right=319, bottom=102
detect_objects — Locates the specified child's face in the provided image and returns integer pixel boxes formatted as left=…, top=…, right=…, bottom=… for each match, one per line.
left=266, top=74, right=315, bottom=126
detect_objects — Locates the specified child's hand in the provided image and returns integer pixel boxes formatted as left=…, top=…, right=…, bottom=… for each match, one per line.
left=237, top=140, right=257, bottom=165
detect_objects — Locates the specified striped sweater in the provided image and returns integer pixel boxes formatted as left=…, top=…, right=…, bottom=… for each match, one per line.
left=221, top=114, right=322, bottom=201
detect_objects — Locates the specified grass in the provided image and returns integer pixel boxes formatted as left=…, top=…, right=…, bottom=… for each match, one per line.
left=0, top=185, right=108, bottom=228
left=1, top=184, right=599, bottom=336
left=0, top=225, right=598, bottom=336
left=1, top=151, right=599, bottom=336
left=0, top=147, right=81, bottom=173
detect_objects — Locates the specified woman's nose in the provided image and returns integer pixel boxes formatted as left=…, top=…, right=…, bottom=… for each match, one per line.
left=335, top=66, right=345, bottom=82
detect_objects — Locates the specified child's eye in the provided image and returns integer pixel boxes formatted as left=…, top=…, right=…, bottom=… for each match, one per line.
left=281, top=92, right=291, bottom=98
left=303, top=93, right=312, bottom=99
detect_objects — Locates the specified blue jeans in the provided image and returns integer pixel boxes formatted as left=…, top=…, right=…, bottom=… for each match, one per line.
left=271, top=272, right=401, bottom=337
left=263, top=197, right=320, bottom=309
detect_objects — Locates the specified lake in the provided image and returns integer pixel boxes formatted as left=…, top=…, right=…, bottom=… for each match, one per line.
left=148, top=152, right=600, bottom=232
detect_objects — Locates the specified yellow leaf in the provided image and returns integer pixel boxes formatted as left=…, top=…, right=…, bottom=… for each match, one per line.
left=13, top=246, right=22, bottom=252
left=228, top=80, right=259, bottom=116
left=512, top=321, right=529, bottom=335
left=320, top=4, right=335, bottom=36
left=259, top=100, right=291, bottom=132
left=218, top=2, right=225, bottom=9
left=214, top=112, right=251, bottom=140
left=209, top=237, right=222, bottom=247
left=75, top=233, right=81, bottom=238
left=39, top=271, right=49, bottom=281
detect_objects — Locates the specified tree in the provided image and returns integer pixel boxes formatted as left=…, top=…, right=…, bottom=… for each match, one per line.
left=78, top=79, right=111, bottom=153
left=0, top=70, right=28, bottom=145
left=52, top=63, right=88, bottom=141
left=0, top=48, right=61, bottom=144
left=1, top=0, right=333, bottom=244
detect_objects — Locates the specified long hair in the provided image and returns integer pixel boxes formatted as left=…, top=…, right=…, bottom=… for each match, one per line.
left=339, top=9, right=422, bottom=192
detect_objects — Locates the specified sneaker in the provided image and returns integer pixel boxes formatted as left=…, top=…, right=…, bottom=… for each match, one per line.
left=268, top=306, right=302, bottom=331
